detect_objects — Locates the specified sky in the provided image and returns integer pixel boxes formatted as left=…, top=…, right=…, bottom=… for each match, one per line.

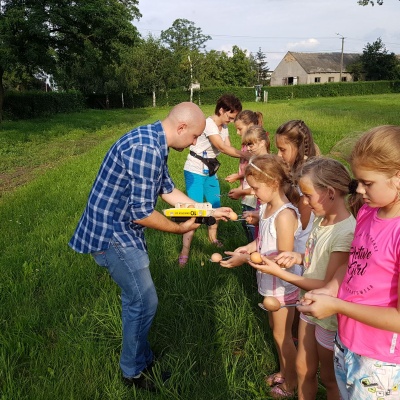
left=133, top=0, right=400, bottom=70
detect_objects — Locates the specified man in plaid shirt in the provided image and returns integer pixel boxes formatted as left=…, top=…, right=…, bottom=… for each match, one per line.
left=69, top=102, right=232, bottom=391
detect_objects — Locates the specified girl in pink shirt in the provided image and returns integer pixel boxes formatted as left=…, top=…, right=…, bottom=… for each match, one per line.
left=300, top=125, right=400, bottom=400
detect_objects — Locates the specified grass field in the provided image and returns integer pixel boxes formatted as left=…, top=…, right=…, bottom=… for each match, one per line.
left=1, top=94, right=399, bottom=399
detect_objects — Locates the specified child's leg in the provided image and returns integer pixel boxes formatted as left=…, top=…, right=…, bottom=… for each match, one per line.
left=317, top=343, right=340, bottom=400
left=204, top=175, right=222, bottom=245
left=270, top=307, right=297, bottom=392
left=296, top=317, right=319, bottom=400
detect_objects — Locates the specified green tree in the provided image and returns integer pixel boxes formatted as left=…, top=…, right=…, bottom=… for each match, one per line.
left=126, top=35, right=178, bottom=106
left=226, top=46, right=257, bottom=86
left=160, top=18, right=211, bottom=53
left=253, top=47, right=269, bottom=85
left=0, top=0, right=141, bottom=119
left=360, top=38, right=400, bottom=81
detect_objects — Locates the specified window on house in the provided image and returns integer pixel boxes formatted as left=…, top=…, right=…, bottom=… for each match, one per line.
left=341, top=77, right=347, bottom=82
left=314, top=77, right=321, bottom=83
left=328, top=77, right=334, bottom=82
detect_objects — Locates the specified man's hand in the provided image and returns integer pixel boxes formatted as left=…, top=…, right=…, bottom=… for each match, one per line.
left=213, top=207, right=233, bottom=221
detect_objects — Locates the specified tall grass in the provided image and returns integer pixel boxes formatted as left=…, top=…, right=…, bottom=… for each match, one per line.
left=1, top=94, right=400, bottom=399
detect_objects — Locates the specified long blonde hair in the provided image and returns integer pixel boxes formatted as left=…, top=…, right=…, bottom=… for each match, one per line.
left=350, top=125, right=400, bottom=176
left=297, top=157, right=363, bottom=217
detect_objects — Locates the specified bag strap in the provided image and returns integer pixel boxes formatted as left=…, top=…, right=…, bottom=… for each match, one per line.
left=189, top=150, right=204, bottom=161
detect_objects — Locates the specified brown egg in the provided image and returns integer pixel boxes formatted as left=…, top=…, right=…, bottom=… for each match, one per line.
left=263, top=296, right=281, bottom=312
left=210, top=253, right=223, bottom=262
left=229, top=211, right=238, bottom=221
left=250, top=252, right=263, bottom=264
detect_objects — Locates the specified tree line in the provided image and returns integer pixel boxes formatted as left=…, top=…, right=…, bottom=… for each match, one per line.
left=1, top=0, right=399, bottom=120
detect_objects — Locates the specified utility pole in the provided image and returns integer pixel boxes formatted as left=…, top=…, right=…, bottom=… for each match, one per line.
left=336, top=33, right=345, bottom=82
left=188, top=55, right=193, bottom=102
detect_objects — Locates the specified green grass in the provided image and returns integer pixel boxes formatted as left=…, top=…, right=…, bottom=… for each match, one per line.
left=1, top=94, right=400, bottom=399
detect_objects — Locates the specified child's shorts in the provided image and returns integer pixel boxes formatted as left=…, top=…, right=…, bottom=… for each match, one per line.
left=334, top=334, right=400, bottom=400
left=300, top=313, right=336, bottom=351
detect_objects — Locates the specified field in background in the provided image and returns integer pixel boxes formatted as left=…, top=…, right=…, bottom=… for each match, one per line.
left=1, top=94, right=399, bottom=399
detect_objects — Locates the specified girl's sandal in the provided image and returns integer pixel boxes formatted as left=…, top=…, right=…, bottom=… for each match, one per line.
left=270, top=384, right=295, bottom=399
left=264, top=373, right=285, bottom=387
left=178, top=254, right=189, bottom=267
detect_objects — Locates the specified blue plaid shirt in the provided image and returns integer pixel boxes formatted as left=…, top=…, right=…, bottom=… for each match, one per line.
left=68, top=120, right=174, bottom=253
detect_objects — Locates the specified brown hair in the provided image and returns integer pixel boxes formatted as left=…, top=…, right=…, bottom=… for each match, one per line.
left=275, top=120, right=318, bottom=171
left=350, top=125, right=400, bottom=176
left=245, top=154, right=300, bottom=206
left=234, top=110, right=264, bottom=126
left=297, top=157, right=363, bottom=217
left=215, top=94, right=242, bottom=115
left=242, top=125, right=270, bottom=153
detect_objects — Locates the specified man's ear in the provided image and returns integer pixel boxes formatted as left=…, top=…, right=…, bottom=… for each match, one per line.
left=177, top=122, right=187, bottom=135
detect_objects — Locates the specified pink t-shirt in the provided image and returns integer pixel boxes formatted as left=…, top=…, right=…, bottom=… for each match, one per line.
left=338, top=204, right=400, bottom=363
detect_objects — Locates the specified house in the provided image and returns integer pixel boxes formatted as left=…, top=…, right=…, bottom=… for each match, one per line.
left=270, top=52, right=360, bottom=86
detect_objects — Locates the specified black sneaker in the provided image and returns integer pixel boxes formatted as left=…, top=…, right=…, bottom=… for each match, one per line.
left=122, top=369, right=171, bottom=391
left=122, top=374, right=157, bottom=392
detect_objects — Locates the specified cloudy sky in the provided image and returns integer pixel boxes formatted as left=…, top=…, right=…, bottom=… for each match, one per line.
left=134, top=0, right=400, bottom=69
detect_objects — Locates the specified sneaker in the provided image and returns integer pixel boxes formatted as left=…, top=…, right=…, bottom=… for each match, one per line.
left=122, top=369, right=171, bottom=391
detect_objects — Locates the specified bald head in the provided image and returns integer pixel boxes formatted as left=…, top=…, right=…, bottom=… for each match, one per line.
left=162, top=102, right=206, bottom=151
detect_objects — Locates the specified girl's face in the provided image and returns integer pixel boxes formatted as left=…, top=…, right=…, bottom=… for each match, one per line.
left=235, top=120, right=252, bottom=136
left=246, top=175, right=275, bottom=204
left=245, top=140, right=267, bottom=156
left=275, top=135, right=297, bottom=167
left=353, top=166, right=399, bottom=209
left=299, top=175, right=330, bottom=217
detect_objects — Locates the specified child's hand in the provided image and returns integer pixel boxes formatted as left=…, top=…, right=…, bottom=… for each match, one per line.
left=243, top=210, right=259, bottom=226
left=225, top=173, right=241, bottom=183
left=248, top=256, right=282, bottom=275
left=228, top=188, right=242, bottom=200
left=297, top=292, right=340, bottom=320
left=273, top=251, right=302, bottom=268
left=220, top=251, right=249, bottom=268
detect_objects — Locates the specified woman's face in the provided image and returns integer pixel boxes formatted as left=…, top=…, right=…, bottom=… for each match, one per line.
left=235, top=120, right=252, bottom=136
left=275, top=134, right=297, bottom=167
left=220, top=108, right=238, bottom=125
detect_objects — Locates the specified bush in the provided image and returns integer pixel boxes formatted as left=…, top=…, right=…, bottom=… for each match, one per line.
left=3, top=91, right=86, bottom=120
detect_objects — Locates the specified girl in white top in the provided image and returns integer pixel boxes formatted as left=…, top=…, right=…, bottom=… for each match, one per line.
left=221, top=154, right=302, bottom=397
left=251, top=157, right=361, bottom=399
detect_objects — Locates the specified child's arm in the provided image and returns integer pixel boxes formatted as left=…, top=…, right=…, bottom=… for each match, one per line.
left=220, top=241, right=257, bottom=268
left=275, top=207, right=297, bottom=252
left=250, top=251, right=350, bottom=292
left=299, top=276, right=400, bottom=333
left=225, top=172, right=243, bottom=183
left=228, top=187, right=252, bottom=200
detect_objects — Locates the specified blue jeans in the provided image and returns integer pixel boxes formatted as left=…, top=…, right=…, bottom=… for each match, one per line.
left=92, top=240, right=158, bottom=378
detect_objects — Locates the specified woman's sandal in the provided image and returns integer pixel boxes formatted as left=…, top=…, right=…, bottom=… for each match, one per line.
left=264, top=373, right=285, bottom=387
left=270, top=384, right=295, bottom=399
left=210, top=239, right=223, bottom=248
left=178, top=254, right=189, bottom=267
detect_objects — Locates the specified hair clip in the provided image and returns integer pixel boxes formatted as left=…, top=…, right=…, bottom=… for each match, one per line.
left=348, top=179, right=358, bottom=195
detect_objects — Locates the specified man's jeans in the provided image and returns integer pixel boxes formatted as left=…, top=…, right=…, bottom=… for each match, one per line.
left=92, top=240, right=157, bottom=378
